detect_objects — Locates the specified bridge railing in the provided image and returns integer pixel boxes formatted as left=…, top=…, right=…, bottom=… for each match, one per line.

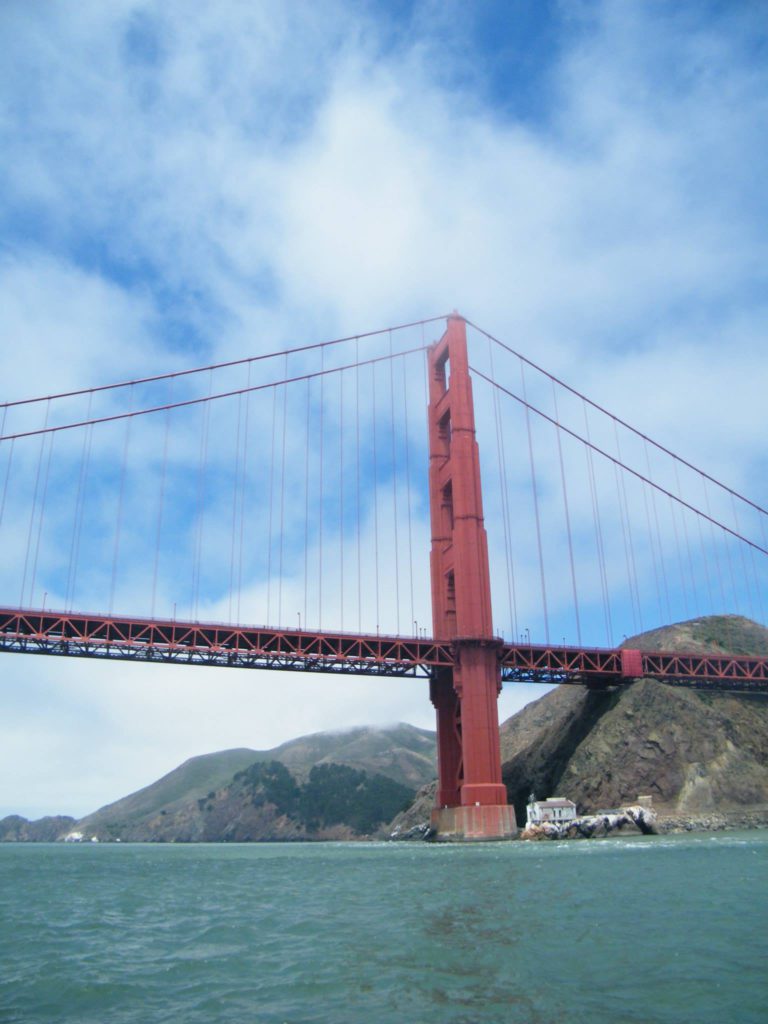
left=1, top=606, right=766, bottom=691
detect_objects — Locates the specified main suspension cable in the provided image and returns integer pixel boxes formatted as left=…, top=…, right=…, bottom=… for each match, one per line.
left=467, top=319, right=768, bottom=519
left=0, top=346, right=430, bottom=444
left=2, top=314, right=449, bottom=411
left=470, top=366, right=768, bottom=559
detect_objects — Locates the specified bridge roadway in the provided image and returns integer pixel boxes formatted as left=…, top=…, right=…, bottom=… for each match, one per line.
left=1, top=607, right=767, bottom=691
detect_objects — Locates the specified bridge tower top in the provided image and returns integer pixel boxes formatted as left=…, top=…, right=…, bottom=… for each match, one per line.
left=428, top=312, right=493, bottom=640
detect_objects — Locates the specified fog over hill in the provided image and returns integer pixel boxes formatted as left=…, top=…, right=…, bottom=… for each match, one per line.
left=0, top=723, right=437, bottom=843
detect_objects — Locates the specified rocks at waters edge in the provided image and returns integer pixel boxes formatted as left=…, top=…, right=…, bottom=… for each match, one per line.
left=387, top=780, right=437, bottom=839
left=520, top=805, right=658, bottom=841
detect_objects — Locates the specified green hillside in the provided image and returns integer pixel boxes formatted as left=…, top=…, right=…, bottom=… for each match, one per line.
left=76, top=723, right=436, bottom=838
left=77, top=747, right=261, bottom=831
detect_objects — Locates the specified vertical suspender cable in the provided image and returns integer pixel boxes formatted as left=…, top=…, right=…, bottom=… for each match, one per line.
left=0, top=438, right=14, bottom=532
left=703, top=478, right=728, bottom=618
left=641, top=470, right=664, bottom=626
left=68, top=422, right=94, bottom=612
left=30, top=427, right=55, bottom=607
left=695, top=502, right=716, bottom=612
left=759, top=509, right=768, bottom=555
left=304, top=376, right=311, bottom=631
left=747, top=540, right=766, bottom=626
left=703, top=477, right=735, bottom=652
left=21, top=400, right=50, bottom=606
left=613, top=422, right=642, bottom=634
left=668, top=493, right=690, bottom=619
left=339, top=364, right=344, bottom=630
left=237, top=365, right=253, bottom=625
left=582, top=403, right=613, bottom=644
left=278, top=356, right=288, bottom=626
left=355, top=338, right=362, bottom=633
left=722, top=514, right=741, bottom=617
left=401, top=354, right=415, bottom=632
left=389, top=331, right=401, bottom=634
left=191, top=372, right=212, bottom=619
left=110, top=405, right=132, bottom=616
left=643, top=440, right=671, bottom=623
left=318, top=347, right=325, bottom=630
left=674, top=460, right=698, bottom=618
left=551, top=381, right=582, bottom=646
left=228, top=393, right=244, bottom=623
left=266, top=382, right=277, bottom=625
left=151, top=391, right=173, bottom=619
left=372, top=359, right=380, bottom=633
left=520, top=362, right=549, bottom=643
left=65, top=394, right=93, bottom=611
left=731, top=494, right=755, bottom=621
left=488, top=339, right=518, bottom=643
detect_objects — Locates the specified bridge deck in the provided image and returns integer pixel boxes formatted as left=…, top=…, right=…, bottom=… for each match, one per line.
left=1, top=608, right=766, bottom=691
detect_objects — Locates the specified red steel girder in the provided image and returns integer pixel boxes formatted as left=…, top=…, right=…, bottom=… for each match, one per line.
left=0, top=607, right=452, bottom=676
left=1, top=607, right=767, bottom=690
left=498, top=643, right=768, bottom=690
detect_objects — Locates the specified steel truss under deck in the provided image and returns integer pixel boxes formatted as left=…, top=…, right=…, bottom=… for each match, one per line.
left=1, top=608, right=766, bottom=691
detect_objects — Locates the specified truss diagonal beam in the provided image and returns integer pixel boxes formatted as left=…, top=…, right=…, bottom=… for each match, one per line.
left=0, top=607, right=766, bottom=691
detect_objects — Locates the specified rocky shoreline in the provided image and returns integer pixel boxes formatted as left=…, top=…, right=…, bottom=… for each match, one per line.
left=388, top=804, right=768, bottom=842
left=520, top=804, right=657, bottom=840
left=656, top=807, right=768, bottom=833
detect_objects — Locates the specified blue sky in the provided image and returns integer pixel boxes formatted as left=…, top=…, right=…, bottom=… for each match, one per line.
left=1, top=0, right=767, bottom=817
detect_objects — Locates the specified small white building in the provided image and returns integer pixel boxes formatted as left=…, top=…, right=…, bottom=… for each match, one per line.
left=526, top=795, right=577, bottom=827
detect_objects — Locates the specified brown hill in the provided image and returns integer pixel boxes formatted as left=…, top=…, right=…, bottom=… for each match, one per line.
left=502, top=615, right=768, bottom=822
left=623, top=613, right=768, bottom=656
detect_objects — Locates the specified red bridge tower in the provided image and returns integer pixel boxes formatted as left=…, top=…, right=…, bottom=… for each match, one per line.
left=428, top=314, right=517, bottom=840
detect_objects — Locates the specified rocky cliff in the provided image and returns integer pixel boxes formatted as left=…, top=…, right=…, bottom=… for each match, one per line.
left=502, top=679, right=768, bottom=822
left=502, top=615, right=768, bottom=823
left=394, top=615, right=768, bottom=835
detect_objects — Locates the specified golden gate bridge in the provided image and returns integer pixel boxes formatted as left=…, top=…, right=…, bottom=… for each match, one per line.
left=1, top=313, right=766, bottom=838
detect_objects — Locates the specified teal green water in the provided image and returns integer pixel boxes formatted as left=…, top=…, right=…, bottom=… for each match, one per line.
left=1, top=832, right=766, bottom=1023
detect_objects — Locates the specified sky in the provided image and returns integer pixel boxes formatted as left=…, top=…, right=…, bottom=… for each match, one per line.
left=1, top=0, right=767, bottom=818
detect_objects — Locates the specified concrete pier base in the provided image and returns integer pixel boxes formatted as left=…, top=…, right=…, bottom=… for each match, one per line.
left=431, top=804, right=518, bottom=842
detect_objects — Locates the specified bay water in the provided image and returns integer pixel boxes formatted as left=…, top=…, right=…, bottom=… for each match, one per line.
left=1, top=831, right=765, bottom=1023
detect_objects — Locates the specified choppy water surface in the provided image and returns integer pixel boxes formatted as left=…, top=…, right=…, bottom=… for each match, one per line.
left=1, top=831, right=766, bottom=1023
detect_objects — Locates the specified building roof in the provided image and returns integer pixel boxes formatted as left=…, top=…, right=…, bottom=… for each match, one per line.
left=533, top=798, right=576, bottom=808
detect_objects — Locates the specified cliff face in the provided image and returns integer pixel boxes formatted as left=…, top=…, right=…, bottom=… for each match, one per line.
left=392, top=615, right=768, bottom=833
left=502, top=681, right=768, bottom=820
left=501, top=615, right=768, bottom=822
